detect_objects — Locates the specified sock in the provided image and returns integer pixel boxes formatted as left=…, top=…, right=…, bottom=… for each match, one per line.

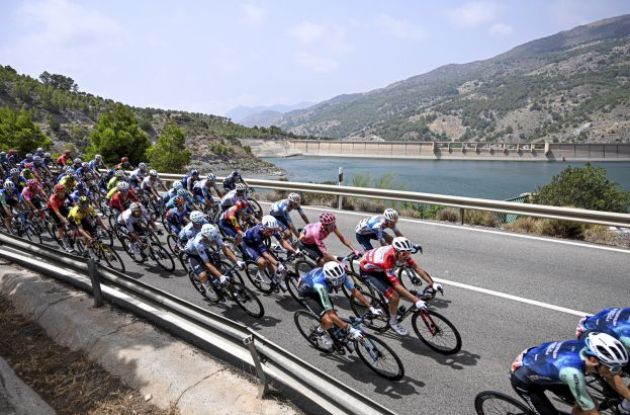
left=622, top=399, right=630, bottom=411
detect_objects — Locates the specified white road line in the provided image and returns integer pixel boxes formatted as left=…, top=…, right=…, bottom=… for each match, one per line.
left=434, top=277, right=590, bottom=317
left=259, top=202, right=630, bottom=255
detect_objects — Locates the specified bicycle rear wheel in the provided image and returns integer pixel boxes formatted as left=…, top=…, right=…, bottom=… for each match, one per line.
left=398, top=267, right=424, bottom=294
left=354, top=334, right=404, bottom=381
left=349, top=290, right=390, bottom=333
left=286, top=271, right=305, bottom=306
left=166, top=234, right=179, bottom=254
left=98, top=244, right=125, bottom=273
left=474, top=391, right=533, bottom=415
left=230, top=283, right=264, bottom=318
left=245, top=261, right=274, bottom=294
left=293, top=310, right=333, bottom=353
left=150, top=242, right=175, bottom=272
left=247, top=197, right=263, bottom=220
left=412, top=310, right=462, bottom=355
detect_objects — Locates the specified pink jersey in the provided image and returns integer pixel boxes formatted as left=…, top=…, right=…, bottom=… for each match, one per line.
left=300, top=221, right=335, bottom=253
left=21, top=184, right=42, bottom=202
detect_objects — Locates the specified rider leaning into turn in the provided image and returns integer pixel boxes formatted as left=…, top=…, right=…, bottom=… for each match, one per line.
left=269, top=192, right=309, bottom=240
left=299, top=212, right=360, bottom=265
left=355, top=208, right=404, bottom=250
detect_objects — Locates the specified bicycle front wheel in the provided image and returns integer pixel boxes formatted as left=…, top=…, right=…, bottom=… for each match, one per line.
left=150, top=242, right=175, bottom=272
left=355, top=334, right=404, bottom=381
left=245, top=261, right=274, bottom=294
left=230, top=283, right=264, bottom=318
left=412, top=310, right=462, bottom=355
left=474, top=391, right=533, bottom=415
left=349, top=290, right=390, bottom=333
left=286, top=271, right=305, bottom=307
left=293, top=310, right=333, bottom=353
left=98, top=244, right=126, bottom=273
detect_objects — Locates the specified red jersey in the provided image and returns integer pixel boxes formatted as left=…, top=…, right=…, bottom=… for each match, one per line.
left=109, top=189, right=138, bottom=212
left=359, top=246, right=416, bottom=284
left=47, top=194, right=68, bottom=212
left=56, top=154, right=71, bottom=166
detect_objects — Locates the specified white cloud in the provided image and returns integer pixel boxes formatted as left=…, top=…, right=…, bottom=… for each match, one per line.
left=295, top=52, right=338, bottom=73
left=489, top=23, right=513, bottom=35
left=375, top=15, right=427, bottom=41
left=447, top=1, right=497, bottom=28
left=240, top=4, right=267, bottom=25
left=288, top=21, right=327, bottom=43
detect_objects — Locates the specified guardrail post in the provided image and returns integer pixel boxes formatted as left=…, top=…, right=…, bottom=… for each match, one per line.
left=87, top=258, right=104, bottom=308
left=460, top=208, right=465, bottom=225
left=243, top=336, right=268, bottom=398
left=337, top=167, right=344, bottom=210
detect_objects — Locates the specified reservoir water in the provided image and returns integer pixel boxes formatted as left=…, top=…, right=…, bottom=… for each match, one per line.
left=263, top=157, right=630, bottom=200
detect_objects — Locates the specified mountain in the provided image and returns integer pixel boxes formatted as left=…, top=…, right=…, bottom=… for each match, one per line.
left=227, top=102, right=315, bottom=123
left=276, top=14, right=630, bottom=143
left=0, top=65, right=297, bottom=174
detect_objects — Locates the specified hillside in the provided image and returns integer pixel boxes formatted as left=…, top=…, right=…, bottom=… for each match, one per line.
left=273, top=14, right=630, bottom=143
left=0, top=65, right=294, bottom=174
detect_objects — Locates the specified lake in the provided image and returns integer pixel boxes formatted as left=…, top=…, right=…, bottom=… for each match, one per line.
left=263, top=157, right=630, bottom=200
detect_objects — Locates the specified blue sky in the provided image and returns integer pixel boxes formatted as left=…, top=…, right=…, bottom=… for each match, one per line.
left=1, top=0, right=630, bottom=116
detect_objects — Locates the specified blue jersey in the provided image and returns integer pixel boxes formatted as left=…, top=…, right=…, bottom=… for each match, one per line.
left=516, top=340, right=594, bottom=411
left=297, top=268, right=354, bottom=311
left=242, top=224, right=281, bottom=247
left=579, top=308, right=630, bottom=351
left=178, top=221, right=207, bottom=245
left=166, top=207, right=188, bottom=224
left=355, top=215, right=399, bottom=241
left=270, top=199, right=303, bottom=225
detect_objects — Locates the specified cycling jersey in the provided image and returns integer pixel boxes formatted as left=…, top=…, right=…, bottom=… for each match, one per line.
left=117, top=208, right=149, bottom=232
left=220, top=204, right=248, bottom=233
left=178, top=221, right=207, bottom=245
left=241, top=224, right=280, bottom=261
left=300, top=222, right=335, bottom=255
left=184, top=232, right=224, bottom=262
left=355, top=215, right=399, bottom=239
left=577, top=308, right=630, bottom=351
left=21, top=184, right=43, bottom=203
left=129, top=168, right=146, bottom=181
left=47, top=193, right=69, bottom=212
left=68, top=205, right=96, bottom=224
left=56, top=154, right=71, bottom=166
left=512, top=340, right=595, bottom=411
left=109, top=190, right=138, bottom=213
left=141, top=176, right=156, bottom=191
left=222, top=173, right=241, bottom=191
left=359, top=246, right=416, bottom=282
left=8, top=175, right=26, bottom=191
left=88, top=160, right=105, bottom=170
left=297, top=267, right=354, bottom=312
left=220, top=190, right=244, bottom=209
left=270, top=199, right=303, bottom=227
left=107, top=177, right=121, bottom=191
left=165, top=193, right=193, bottom=210
left=70, top=190, right=92, bottom=204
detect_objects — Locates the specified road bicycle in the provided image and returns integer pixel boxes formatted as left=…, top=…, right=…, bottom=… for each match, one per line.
left=119, top=228, right=175, bottom=272
left=294, top=310, right=404, bottom=380
left=76, top=231, right=125, bottom=273
left=244, top=246, right=301, bottom=296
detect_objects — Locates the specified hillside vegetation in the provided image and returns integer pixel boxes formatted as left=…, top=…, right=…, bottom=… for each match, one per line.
left=273, top=14, right=630, bottom=143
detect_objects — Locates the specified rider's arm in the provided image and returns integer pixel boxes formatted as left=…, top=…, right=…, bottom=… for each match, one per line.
left=333, top=228, right=358, bottom=252
left=599, top=366, right=630, bottom=400
left=297, top=207, right=309, bottom=224
left=558, top=367, right=598, bottom=415
left=411, top=262, right=434, bottom=286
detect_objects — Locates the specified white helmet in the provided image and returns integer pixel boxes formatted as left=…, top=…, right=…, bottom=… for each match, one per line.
left=206, top=173, right=216, bottom=182
left=200, top=224, right=218, bottom=239
left=323, top=261, right=346, bottom=287
left=3, top=181, right=15, bottom=191
left=392, top=237, right=414, bottom=252
left=117, top=181, right=130, bottom=191
left=173, top=181, right=184, bottom=190
left=235, top=183, right=247, bottom=192
left=95, top=154, right=102, bottom=160
left=261, top=215, right=278, bottom=230
left=585, top=332, right=629, bottom=369
left=384, top=208, right=398, bottom=221
left=149, top=169, right=158, bottom=177
left=288, top=192, right=301, bottom=204
left=190, top=210, right=205, bottom=224
left=138, top=162, right=147, bottom=170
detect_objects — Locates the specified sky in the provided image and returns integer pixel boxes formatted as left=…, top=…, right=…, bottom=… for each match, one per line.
left=1, top=0, right=630, bottom=117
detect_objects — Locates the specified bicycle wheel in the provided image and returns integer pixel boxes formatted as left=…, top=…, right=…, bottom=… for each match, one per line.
left=294, top=259, right=314, bottom=277
left=412, top=310, right=462, bottom=355
left=398, top=266, right=424, bottom=294
left=230, top=283, right=265, bottom=318
left=474, top=391, right=533, bottom=415
left=97, top=244, right=126, bottom=273
left=187, top=271, right=221, bottom=303
left=341, top=271, right=371, bottom=299
left=96, top=227, right=114, bottom=247
left=293, top=310, right=333, bottom=353
left=178, top=252, right=190, bottom=272
left=286, top=271, right=305, bottom=306
left=354, top=334, right=404, bottom=381
left=120, top=236, right=145, bottom=263
left=149, top=242, right=175, bottom=272
left=245, top=261, right=274, bottom=294
left=166, top=234, right=179, bottom=254
left=247, top=197, right=263, bottom=220
left=349, top=290, right=390, bottom=333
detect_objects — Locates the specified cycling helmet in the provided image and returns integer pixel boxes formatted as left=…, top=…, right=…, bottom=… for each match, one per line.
left=33, top=155, right=41, bottom=162
left=114, top=170, right=125, bottom=178
left=177, top=189, right=188, bottom=197
left=174, top=196, right=185, bottom=207
left=117, top=181, right=130, bottom=191
left=138, top=162, right=147, bottom=170
left=288, top=192, right=301, bottom=204
left=54, top=183, right=65, bottom=193
left=9, top=168, right=19, bottom=175
left=319, top=212, right=336, bottom=225
left=149, top=169, right=158, bottom=177
left=129, top=203, right=141, bottom=212
left=82, top=162, right=89, bottom=169
left=235, top=183, right=247, bottom=192
left=190, top=211, right=205, bottom=224
left=384, top=208, right=399, bottom=222
left=26, top=153, right=33, bottom=158
left=173, top=181, right=184, bottom=190
left=231, top=170, right=241, bottom=178
left=261, top=215, right=279, bottom=230
left=190, top=169, right=199, bottom=176
left=235, top=199, right=249, bottom=210
left=206, top=173, right=216, bottom=182
left=95, top=154, right=102, bottom=160
left=120, top=156, right=129, bottom=163
left=36, top=147, right=43, bottom=152
left=65, top=168, right=75, bottom=175
left=73, top=158, right=82, bottom=164
left=323, top=261, right=346, bottom=287
left=78, top=195, right=90, bottom=206
left=584, top=332, right=629, bottom=369
left=44, top=152, right=51, bottom=158
left=392, top=237, right=414, bottom=252
left=3, top=181, right=15, bottom=191
left=200, top=223, right=218, bottom=239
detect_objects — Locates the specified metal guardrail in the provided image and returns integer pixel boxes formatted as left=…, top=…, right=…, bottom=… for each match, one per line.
left=157, top=173, right=630, bottom=228
left=0, top=231, right=397, bottom=415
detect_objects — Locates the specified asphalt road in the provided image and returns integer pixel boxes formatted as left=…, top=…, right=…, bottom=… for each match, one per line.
left=34, top=204, right=630, bottom=415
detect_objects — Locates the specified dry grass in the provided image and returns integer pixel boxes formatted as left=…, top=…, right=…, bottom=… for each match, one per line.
left=583, top=225, right=618, bottom=244
left=437, top=208, right=460, bottom=223
left=464, top=210, right=499, bottom=227
left=0, top=296, right=179, bottom=415
left=503, top=217, right=538, bottom=234
left=534, top=219, right=585, bottom=239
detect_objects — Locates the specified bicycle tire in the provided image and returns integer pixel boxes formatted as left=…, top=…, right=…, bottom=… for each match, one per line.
left=397, top=266, right=424, bottom=294
left=341, top=271, right=371, bottom=299
left=293, top=310, right=333, bottom=353
left=294, top=259, right=314, bottom=277
left=245, top=261, right=274, bottom=294
left=286, top=271, right=305, bottom=306
left=230, top=283, right=265, bottom=318
left=247, top=197, right=263, bottom=220
left=349, top=290, right=391, bottom=333
left=474, top=391, right=534, bottom=415
left=178, top=252, right=190, bottom=272
left=120, top=236, right=146, bottom=263
left=412, top=309, right=462, bottom=355
left=354, top=334, right=405, bottom=381
left=97, top=228, right=114, bottom=247
left=166, top=234, right=179, bottom=254
left=150, top=242, right=175, bottom=272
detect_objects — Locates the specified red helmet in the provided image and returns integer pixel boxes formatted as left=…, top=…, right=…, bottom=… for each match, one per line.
left=54, top=183, right=65, bottom=193
left=121, top=156, right=129, bottom=163
left=174, top=196, right=185, bottom=207
left=320, top=212, right=336, bottom=225
left=235, top=199, right=249, bottom=210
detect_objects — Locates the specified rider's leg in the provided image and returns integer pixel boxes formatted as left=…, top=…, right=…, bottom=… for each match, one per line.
left=510, top=371, right=566, bottom=415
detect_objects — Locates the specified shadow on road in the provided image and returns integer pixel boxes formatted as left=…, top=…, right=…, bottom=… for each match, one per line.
left=390, top=333, right=481, bottom=369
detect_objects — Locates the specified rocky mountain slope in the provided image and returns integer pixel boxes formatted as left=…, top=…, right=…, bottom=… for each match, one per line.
left=272, top=14, right=630, bottom=144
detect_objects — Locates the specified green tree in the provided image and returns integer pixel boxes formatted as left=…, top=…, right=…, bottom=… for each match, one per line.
left=0, top=106, right=52, bottom=153
left=146, top=122, right=190, bottom=173
left=85, top=104, right=150, bottom=164
left=533, top=163, right=630, bottom=212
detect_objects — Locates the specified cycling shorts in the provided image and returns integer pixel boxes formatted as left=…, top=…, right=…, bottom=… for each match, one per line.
left=241, top=242, right=269, bottom=261
left=356, top=233, right=378, bottom=251
left=298, top=242, right=323, bottom=262
left=361, top=269, right=395, bottom=298
left=48, top=206, right=69, bottom=226
left=218, top=218, right=239, bottom=238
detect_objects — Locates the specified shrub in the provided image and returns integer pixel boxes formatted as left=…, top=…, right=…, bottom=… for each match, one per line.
left=437, top=208, right=460, bottom=223
left=534, top=219, right=585, bottom=239
left=464, top=210, right=498, bottom=227
left=504, top=217, right=538, bottom=234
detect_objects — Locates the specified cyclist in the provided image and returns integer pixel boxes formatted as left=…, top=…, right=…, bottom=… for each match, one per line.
left=359, top=237, right=440, bottom=336
left=47, top=183, right=74, bottom=252
left=129, top=162, right=148, bottom=189
left=109, top=182, right=139, bottom=217
left=21, top=179, right=47, bottom=217
left=68, top=196, right=109, bottom=246
left=166, top=188, right=194, bottom=211
left=510, top=332, right=629, bottom=415
left=192, top=173, right=222, bottom=209
left=88, top=154, right=107, bottom=177
left=141, top=170, right=166, bottom=202
left=219, top=183, right=247, bottom=211
left=184, top=223, right=245, bottom=296
left=181, top=169, right=200, bottom=192
left=107, top=170, right=127, bottom=193
left=355, top=208, right=404, bottom=250
left=6, top=168, right=26, bottom=192
left=19, top=153, right=34, bottom=169
left=218, top=199, right=251, bottom=243
left=162, top=181, right=185, bottom=204
left=165, top=196, right=189, bottom=235
left=299, top=212, right=360, bottom=264
left=297, top=261, right=382, bottom=347
left=70, top=182, right=91, bottom=204
left=114, top=156, right=133, bottom=171
left=117, top=202, right=157, bottom=245
left=223, top=170, right=247, bottom=192
left=0, top=181, right=23, bottom=232
left=59, top=172, right=77, bottom=194
left=56, top=150, right=72, bottom=167
left=178, top=210, right=208, bottom=248
left=242, top=215, right=297, bottom=290
left=270, top=192, right=309, bottom=239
